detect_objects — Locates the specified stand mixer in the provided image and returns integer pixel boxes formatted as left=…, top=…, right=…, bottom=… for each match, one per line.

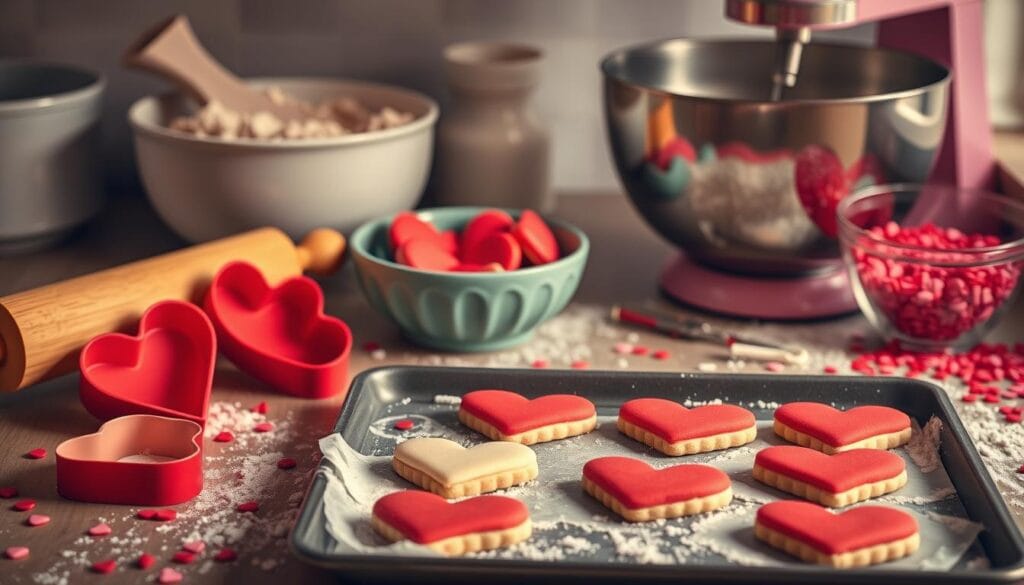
left=602, top=0, right=990, bottom=319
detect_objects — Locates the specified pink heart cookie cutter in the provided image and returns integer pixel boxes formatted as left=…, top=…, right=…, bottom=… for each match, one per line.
left=56, top=414, right=202, bottom=505
left=79, top=300, right=216, bottom=427
left=203, top=261, right=352, bottom=399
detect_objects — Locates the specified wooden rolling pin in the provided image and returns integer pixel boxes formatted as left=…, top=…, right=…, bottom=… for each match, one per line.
left=0, top=227, right=345, bottom=392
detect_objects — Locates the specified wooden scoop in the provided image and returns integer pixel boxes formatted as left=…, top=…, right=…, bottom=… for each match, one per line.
left=124, top=14, right=306, bottom=120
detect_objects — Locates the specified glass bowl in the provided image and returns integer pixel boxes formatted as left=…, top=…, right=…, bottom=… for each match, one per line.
left=837, top=184, right=1024, bottom=350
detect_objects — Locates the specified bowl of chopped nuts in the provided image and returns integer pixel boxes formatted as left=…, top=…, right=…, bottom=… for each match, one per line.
left=128, top=78, right=438, bottom=243
left=838, top=184, right=1024, bottom=350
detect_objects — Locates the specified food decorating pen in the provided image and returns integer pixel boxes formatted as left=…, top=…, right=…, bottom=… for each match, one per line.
left=610, top=305, right=810, bottom=365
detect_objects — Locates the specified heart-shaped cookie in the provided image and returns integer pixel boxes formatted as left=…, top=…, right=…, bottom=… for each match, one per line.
left=755, top=500, right=919, bottom=567
left=56, top=414, right=202, bottom=506
left=583, top=456, right=731, bottom=522
left=392, top=438, right=538, bottom=498
left=773, top=402, right=912, bottom=454
left=753, top=445, right=907, bottom=507
left=204, top=261, right=352, bottom=399
left=458, top=389, right=597, bottom=445
left=79, top=301, right=215, bottom=426
left=618, top=398, right=757, bottom=456
left=372, top=490, right=531, bottom=556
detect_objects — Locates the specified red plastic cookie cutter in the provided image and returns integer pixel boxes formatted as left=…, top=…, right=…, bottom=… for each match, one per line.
left=203, top=261, right=352, bottom=399
left=79, top=300, right=216, bottom=427
left=56, top=414, right=202, bottom=506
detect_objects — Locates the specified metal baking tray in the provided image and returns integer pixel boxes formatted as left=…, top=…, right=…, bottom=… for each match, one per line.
left=291, top=366, right=1024, bottom=584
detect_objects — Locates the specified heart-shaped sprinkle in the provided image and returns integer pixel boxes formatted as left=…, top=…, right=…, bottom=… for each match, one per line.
left=0, top=487, right=18, bottom=498
left=460, top=390, right=596, bottom=436
left=276, top=458, right=297, bottom=470
left=619, top=398, right=756, bottom=443
left=182, top=540, right=205, bottom=554
left=214, top=548, right=237, bottom=562
left=12, top=499, right=36, bottom=511
left=252, top=401, right=269, bottom=415
left=90, top=559, right=116, bottom=574
left=172, top=551, right=195, bottom=564
left=253, top=422, right=273, bottom=433
left=154, top=509, right=177, bottom=522
left=5, top=546, right=29, bottom=560
left=393, top=419, right=414, bottom=431
left=26, top=514, right=50, bottom=527
left=237, top=501, right=259, bottom=513
left=88, top=523, right=112, bottom=536
left=25, top=448, right=46, bottom=460
left=373, top=490, right=529, bottom=545
left=158, top=567, right=183, bottom=583
left=756, top=500, right=918, bottom=555
left=137, top=509, right=156, bottom=519
left=136, top=553, right=155, bottom=569
left=212, top=431, right=234, bottom=443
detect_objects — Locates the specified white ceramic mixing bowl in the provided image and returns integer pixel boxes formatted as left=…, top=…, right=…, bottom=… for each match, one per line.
left=128, top=78, right=438, bottom=243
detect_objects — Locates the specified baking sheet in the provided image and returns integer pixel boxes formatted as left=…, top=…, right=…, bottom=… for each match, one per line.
left=291, top=368, right=1024, bottom=584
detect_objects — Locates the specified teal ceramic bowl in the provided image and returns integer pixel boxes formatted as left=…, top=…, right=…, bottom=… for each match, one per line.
left=350, top=207, right=589, bottom=351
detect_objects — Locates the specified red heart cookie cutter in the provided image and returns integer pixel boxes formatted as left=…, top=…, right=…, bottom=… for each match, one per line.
left=56, top=414, right=202, bottom=506
left=203, top=261, right=352, bottom=399
left=79, top=301, right=215, bottom=427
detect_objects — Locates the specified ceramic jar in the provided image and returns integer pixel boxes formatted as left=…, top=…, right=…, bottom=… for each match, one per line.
left=435, top=42, right=552, bottom=212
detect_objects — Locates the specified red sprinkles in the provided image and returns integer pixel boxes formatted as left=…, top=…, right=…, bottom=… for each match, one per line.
left=277, top=457, right=297, bottom=470
left=24, top=448, right=46, bottom=460
left=237, top=501, right=259, bottom=513
left=0, top=487, right=17, bottom=499
left=11, top=499, right=35, bottom=512
left=171, top=551, right=195, bottom=564
left=253, top=422, right=274, bottom=433
left=851, top=223, right=1018, bottom=342
left=136, top=553, right=155, bottom=569
left=90, top=559, right=117, bottom=574
left=252, top=401, right=269, bottom=414
left=393, top=419, right=415, bottom=431
left=213, top=431, right=234, bottom=443
left=214, top=548, right=238, bottom=562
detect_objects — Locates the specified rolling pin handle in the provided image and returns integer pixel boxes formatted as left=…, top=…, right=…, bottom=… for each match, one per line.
left=296, top=229, right=346, bottom=276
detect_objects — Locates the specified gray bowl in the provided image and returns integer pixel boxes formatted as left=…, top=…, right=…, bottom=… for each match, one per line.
left=601, top=39, right=950, bottom=276
left=0, top=60, right=104, bottom=253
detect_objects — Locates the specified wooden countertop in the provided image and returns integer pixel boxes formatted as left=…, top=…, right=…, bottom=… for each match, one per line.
left=2, top=135, right=1024, bottom=582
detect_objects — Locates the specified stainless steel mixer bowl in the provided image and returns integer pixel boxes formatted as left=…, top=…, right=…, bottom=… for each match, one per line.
left=601, top=39, right=950, bottom=276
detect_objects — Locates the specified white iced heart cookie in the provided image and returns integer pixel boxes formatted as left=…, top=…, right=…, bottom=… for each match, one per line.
left=392, top=438, right=539, bottom=498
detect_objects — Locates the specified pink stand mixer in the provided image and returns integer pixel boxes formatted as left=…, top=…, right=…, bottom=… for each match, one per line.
left=602, top=0, right=991, bottom=319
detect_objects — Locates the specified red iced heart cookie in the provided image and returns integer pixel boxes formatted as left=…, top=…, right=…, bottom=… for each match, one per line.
left=396, top=238, right=461, bottom=271
left=755, top=500, right=919, bottom=567
left=582, top=456, right=731, bottom=521
left=458, top=389, right=596, bottom=445
left=204, top=262, right=352, bottom=399
left=461, top=209, right=515, bottom=253
left=795, top=145, right=849, bottom=238
left=389, top=212, right=456, bottom=255
left=372, top=490, right=531, bottom=556
left=511, top=210, right=559, bottom=266
left=774, top=402, right=911, bottom=454
left=753, top=445, right=907, bottom=507
left=618, top=398, right=757, bottom=456
left=56, top=414, right=203, bottom=506
left=461, top=232, right=522, bottom=271
left=79, top=301, right=215, bottom=426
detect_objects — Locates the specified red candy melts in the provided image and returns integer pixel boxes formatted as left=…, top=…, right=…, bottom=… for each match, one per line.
left=756, top=500, right=917, bottom=555
left=389, top=212, right=453, bottom=254
left=396, top=238, right=461, bottom=272
left=461, top=209, right=515, bottom=252
left=511, top=210, right=559, bottom=266
left=461, top=232, right=522, bottom=271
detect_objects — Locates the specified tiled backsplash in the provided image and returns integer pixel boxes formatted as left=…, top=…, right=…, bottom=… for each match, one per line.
left=0, top=0, right=872, bottom=195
